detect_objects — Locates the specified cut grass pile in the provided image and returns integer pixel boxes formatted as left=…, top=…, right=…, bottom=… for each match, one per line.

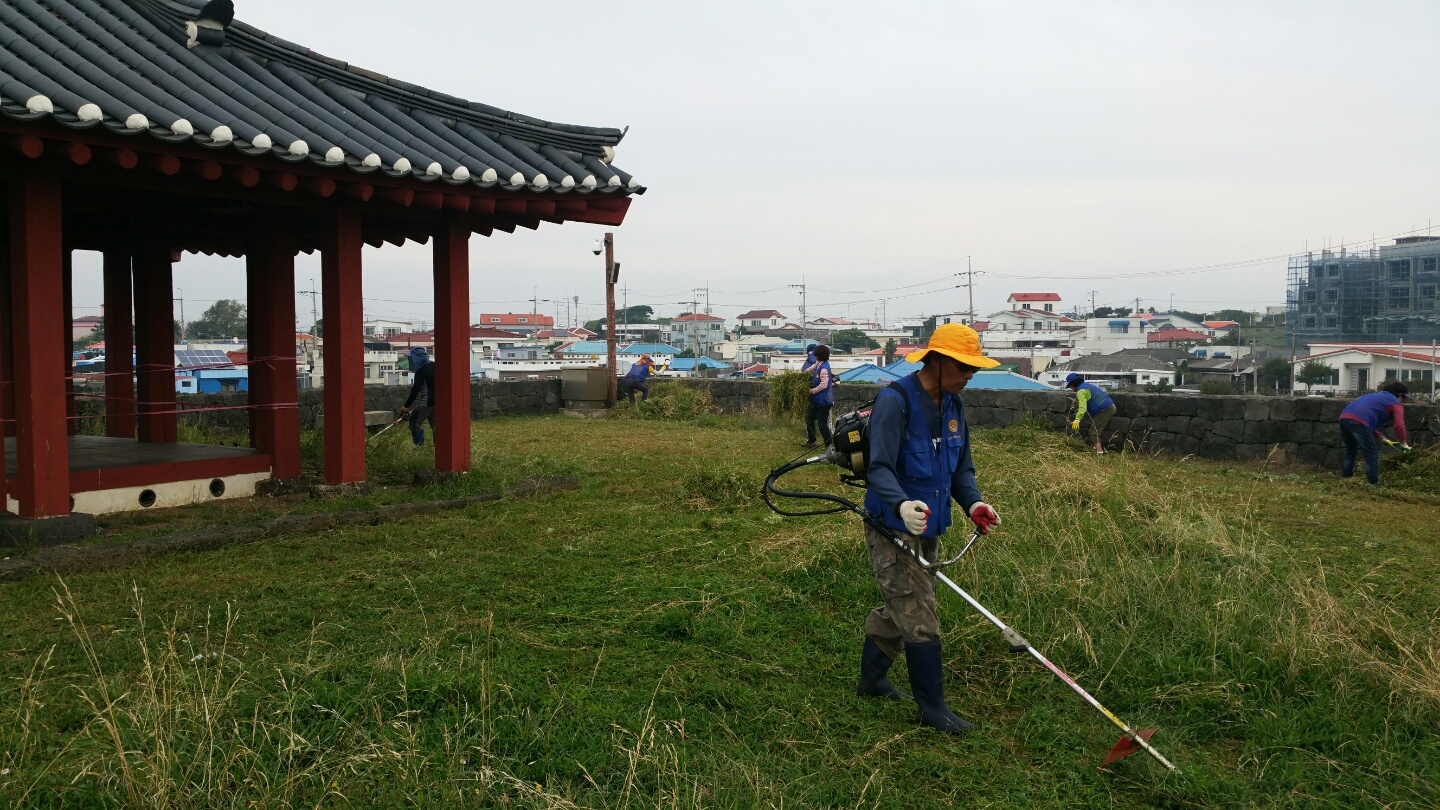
left=2, top=413, right=1438, bottom=808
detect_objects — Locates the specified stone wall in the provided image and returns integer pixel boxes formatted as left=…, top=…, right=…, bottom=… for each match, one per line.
left=677, top=379, right=1439, bottom=468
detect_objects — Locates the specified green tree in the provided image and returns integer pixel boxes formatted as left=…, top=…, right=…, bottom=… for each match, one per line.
left=677, top=348, right=695, bottom=358
left=1212, top=332, right=1239, bottom=346
left=883, top=338, right=897, bottom=365
left=1296, top=360, right=1334, bottom=392
left=1211, top=308, right=1254, bottom=325
left=829, top=328, right=878, bottom=353
left=1199, top=379, right=1235, bottom=395
left=75, top=326, right=103, bottom=349
left=1092, top=306, right=1133, bottom=318
left=919, top=316, right=937, bottom=341
left=585, top=305, right=657, bottom=334
left=1257, top=357, right=1292, bottom=392
left=311, top=319, right=323, bottom=338
left=188, top=299, right=247, bottom=340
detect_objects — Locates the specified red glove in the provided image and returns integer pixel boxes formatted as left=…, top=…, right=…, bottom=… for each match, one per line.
left=968, top=502, right=1001, bottom=535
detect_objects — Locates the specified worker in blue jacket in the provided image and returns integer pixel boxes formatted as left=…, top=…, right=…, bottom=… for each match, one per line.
left=801, top=342, right=819, bottom=372
left=619, top=354, right=658, bottom=405
left=804, top=344, right=836, bottom=449
left=1065, top=373, right=1116, bottom=454
left=857, top=323, right=1003, bottom=735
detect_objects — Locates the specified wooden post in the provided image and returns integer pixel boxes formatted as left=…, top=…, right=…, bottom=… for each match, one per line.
left=320, top=208, right=365, bottom=483
left=132, top=239, right=177, bottom=443
left=102, top=249, right=135, bottom=437
left=62, top=251, right=77, bottom=435
left=0, top=235, right=10, bottom=506
left=432, top=217, right=471, bottom=472
left=605, top=233, right=617, bottom=407
left=8, top=175, right=71, bottom=517
left=247, top=211, right=302, bottom=478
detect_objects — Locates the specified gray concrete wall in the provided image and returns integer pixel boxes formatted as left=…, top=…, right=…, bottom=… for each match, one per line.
left=678, top=378, right=1440, bottom=468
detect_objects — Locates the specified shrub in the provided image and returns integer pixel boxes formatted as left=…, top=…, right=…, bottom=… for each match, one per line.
left=622, top=381, right=718, bottom=420
left=767, top=372, right=812, bottom=422
left=1199, top=380, right=1235, bottom=395
left=1145, top=380, right=1174, bottom=393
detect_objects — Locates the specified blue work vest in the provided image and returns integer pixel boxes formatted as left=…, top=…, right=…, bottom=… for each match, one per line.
left=1080, top=382, right=1114, bottom=415
left=625, top=362, right=652, bottom=382
left=863, top=375, right=966, bottom=538
left=810, top=361, right=835, bottom=405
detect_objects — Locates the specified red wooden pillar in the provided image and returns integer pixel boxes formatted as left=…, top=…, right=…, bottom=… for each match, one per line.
left=102, top=249, right=135, bottom=438
left=132, top=240, right=177, bottom=443
left=320, top=208, right=365, bottom=483
left=246, top=211, right=301, bottom=478
left=433, top=218, right=472, bottom=472
left=0, top=230, right=11, bottom=506
left=62, top=251, right=77, bottom=436
left=8, top=175, right=70, bottom=517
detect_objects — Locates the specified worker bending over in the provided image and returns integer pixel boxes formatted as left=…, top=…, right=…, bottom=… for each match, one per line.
left=620, top=354, right=658, bottom=406
left=858, top=323, right=1002, bottom=735
left=400, top=346, right=436, bottom=448
left=1065, top=373, right=1116, bottom=454
left=1339, top=381, right=1411, bottom=486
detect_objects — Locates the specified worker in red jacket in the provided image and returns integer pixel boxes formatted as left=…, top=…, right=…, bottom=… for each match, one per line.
left=1338, top=381, right=1411, bottom=485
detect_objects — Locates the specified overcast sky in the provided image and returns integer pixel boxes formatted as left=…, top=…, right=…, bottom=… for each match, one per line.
left=71, top=0, right=1440, bottom=330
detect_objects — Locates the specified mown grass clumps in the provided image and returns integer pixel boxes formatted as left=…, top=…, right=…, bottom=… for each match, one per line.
left=617, top=381, right=720, bottom=421
left=677, top=463, right=756, bottom=511
left=1383, top=439, right=1440, bottom=495
left=766, top=371, right=812, bottom=422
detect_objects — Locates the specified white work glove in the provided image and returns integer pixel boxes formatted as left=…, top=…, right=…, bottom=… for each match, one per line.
left=898, top=500, right=930, bottom=535
left=968, top=502, right=1001, bottom=535
left=1401, top=443, right=1413, bottom=454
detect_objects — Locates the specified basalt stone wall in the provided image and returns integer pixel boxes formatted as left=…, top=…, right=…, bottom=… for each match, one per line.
left=76, top=380, right=565, bottom=434
left=673, top=379, right=1439, bottom=469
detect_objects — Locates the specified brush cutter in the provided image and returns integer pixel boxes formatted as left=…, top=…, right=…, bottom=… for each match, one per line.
left=764, top=444, right=1180, bottom=773
left=367, top=414, right=407, bottom=443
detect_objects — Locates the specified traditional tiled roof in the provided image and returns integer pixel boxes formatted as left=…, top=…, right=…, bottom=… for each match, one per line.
left=0, top=0, right=642, bottom=194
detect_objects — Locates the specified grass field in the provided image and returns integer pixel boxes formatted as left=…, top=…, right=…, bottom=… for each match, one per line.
left=3, top=399, right=1439, bottom=808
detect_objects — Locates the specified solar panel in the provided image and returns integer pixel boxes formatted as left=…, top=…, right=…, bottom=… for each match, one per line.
left=175, top=350, right=235, bottom=369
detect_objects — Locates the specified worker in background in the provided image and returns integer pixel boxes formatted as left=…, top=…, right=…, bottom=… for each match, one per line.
left=1065, top=373, right=1116, bottom=455
left=858, top=323, right=1002, bottom=736
left=1339, top=381, right=1411, bottom=486
left=804, top=344, right=836, bottom=449
left=801, top=342, right=819, bottom=372
left=400, top=346, right=436, bottom=448
left=619, top=354, right=658, bottom=406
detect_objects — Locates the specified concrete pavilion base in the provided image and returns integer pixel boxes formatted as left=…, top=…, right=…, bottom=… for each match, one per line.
left=4, top=436, right=273, bottom=516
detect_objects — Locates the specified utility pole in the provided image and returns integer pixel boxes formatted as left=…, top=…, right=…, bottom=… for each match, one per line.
left=966, top=256, right=975, bottom=324
left=621, top=284, right=629, bottom=335
left=603, top=233, right=617, bottom=406
left=1250, top=339, right=1257, bottom=394
left=1088, top=290, right=1098, bottom=319
left=174, top=288, right=185, bottom=343
left=790, top=281, right=807, bottom=342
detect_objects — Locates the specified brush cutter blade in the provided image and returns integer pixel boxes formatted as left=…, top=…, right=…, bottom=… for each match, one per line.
left=1101, top=728, right=1156, bottom=767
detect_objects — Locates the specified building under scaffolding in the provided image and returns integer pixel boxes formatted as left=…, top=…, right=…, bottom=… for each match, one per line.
left=1287, top=236, right=1440, bottom=347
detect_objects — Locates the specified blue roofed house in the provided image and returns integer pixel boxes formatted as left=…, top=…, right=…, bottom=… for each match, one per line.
left=838, top=365, right=903, bottom=384
left=880, top=360, right=1054, bottom=390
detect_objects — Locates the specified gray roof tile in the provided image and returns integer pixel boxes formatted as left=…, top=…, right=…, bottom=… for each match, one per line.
left=0, top=0, right=642, bottom=194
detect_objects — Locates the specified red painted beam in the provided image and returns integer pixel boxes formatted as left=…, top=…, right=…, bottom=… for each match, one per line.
left=266, top=171, right=298, bottom=191
left=63, top=142, right=92, bottom=165
left=104, top=148, right=139, bottom=169
left=556, top=200, right=588, bottom=216
left=69, top=452, right=272, bottom=493
left=301, top=176, right=336, bottom=198
left=433, top=218, right=471, bottom=473
left=246, top=211, right=302, bottom=479
left=189, top=160, right=223, bottom=181
left=470, top=197, right=496, bottom=215
left=8, top=175, right=71, bottom=517
left=342, top=183, right=373, bottom=202
left=414, top=190, right=444, bottom=210
left=443, top=194, right=470, bottom=212
left=147, top=154, right=182, bottom=176
left=226, top=165, right=261, bottom=188
left=320, top=208, right=366, bottom=484
left=133, top=240, right=177, bottom=444
left=103, top=249, right=135, bottom=438
left=496, top=199, right=526, bottom=216
left=380, top=188, right=414, bottom=207
left=8, top=135, right=43, bottom=158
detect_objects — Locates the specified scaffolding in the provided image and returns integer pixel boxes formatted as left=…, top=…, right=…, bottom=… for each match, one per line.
left=1287, top=236, right=1440, bottom=347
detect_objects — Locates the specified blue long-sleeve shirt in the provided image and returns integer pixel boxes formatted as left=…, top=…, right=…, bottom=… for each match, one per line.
left=866, top=379, right=982, bottom=528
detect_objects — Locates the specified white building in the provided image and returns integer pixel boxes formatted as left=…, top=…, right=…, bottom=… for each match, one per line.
left=363, top=349, right=401, bottom=385
left=1294, top=343, right=1439, bottom=394
left=665, top=314, right=727, bottom=353
left=1076, top=317, right=1154, bottom=354
left=981, top=309, right=1080, bottom=351
left=767, top=354, right=880, bottom=375
left=468, top=326, right=531, bottom=360
left=363, top=318, right=414, bottom=338
left=734, top=309, right=787, bottom=333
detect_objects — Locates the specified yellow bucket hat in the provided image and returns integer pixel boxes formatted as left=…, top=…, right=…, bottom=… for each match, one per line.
left=904, top=323, right=1000, bottom=368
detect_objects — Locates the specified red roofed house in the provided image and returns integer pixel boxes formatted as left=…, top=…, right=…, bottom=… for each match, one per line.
left=1007, top=293, right=1063, bottom=313
left=1147, top=328, right=1213, bottom=348
left=735, top=309, right=787, bottom=332
left=1292, top=343, right=1440, bottom=394
left=477, top=313, right=555, bottom=336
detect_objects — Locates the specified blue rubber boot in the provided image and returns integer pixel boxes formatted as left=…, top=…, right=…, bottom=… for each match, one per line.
left=904, top=641, right=976, bottom=735
left=857, top=637, right=909, bottom=700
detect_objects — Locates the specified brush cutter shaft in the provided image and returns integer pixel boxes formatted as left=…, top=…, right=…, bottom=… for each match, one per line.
left=927, top=563, right=1180, bottom=773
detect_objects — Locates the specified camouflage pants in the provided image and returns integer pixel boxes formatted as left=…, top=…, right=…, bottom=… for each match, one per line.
left=863, top=523, right=941, bottom=661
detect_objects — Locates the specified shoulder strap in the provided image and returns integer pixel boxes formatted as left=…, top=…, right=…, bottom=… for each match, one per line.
left=883, top=380, right=911, bottom=435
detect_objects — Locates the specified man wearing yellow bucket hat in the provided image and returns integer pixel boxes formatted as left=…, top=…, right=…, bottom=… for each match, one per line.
left=855, top=323, right=1002, bottom=735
